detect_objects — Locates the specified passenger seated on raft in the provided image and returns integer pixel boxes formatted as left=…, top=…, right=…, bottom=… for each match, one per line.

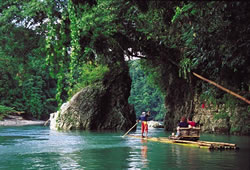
left=187, top=117, right=196, bottom=128
left=176, top=116, right=189, bottom=137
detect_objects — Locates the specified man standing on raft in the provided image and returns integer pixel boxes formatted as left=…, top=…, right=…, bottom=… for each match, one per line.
left=137, top=111, right=150, bottom=138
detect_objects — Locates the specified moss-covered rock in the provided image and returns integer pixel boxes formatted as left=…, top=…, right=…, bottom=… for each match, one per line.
left=50, top=64, right=136, bottom=131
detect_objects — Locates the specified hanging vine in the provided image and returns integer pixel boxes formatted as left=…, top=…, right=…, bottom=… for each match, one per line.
left=45, top=1, right=68, bottom=106
left=45, top=0, right=85, bottom=106
left=45, top=1, right=56, bottom=78
left=67, top=0, right=82, bottom=95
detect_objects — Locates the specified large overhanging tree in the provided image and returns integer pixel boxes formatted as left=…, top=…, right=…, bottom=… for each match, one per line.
left=1, top=0, right=249, bottom=127
left=46, top=0, right=250, bottom=124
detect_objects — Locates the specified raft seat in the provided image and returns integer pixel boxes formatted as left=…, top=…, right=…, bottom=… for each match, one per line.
left=178, top=127, right=201, bottom=141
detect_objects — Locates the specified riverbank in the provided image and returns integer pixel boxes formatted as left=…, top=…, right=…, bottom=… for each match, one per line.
left=0, top=115, right=45, bottom=126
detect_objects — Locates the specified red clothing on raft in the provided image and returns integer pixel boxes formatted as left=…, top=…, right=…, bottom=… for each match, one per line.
left=141, top=121, right=148, bottom=133
left=188, top=121, right=196, bottom=127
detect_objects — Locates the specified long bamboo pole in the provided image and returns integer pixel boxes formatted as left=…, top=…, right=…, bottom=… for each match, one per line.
left=193, top=72, right=250, bottom=104
left=122, top=122, right=138, bottom=137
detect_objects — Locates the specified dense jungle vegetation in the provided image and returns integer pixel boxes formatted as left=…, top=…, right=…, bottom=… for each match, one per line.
left=0, top=1, right=249, bottom=126
left=128, top=60, right=166, bottom=120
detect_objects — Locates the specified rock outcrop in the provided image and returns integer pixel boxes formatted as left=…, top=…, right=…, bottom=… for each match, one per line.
left=192, top=95, right=250, bottom=135
left=164, top=84, right=250, bottom=135
left=50, top=65, right=136, bottom=131
left=163, top=66, right=195, bottom=131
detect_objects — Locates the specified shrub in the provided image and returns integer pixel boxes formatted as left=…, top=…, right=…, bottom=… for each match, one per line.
left=0, top=105, right=17, bottom=120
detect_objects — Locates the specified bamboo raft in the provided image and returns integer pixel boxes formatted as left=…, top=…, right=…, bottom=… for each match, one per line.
left=127, top=127, right=239, bottom=150
left=127, top=135, right=239, bottom=150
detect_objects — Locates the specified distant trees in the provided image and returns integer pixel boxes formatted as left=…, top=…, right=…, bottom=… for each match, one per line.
left=0, top=0, right=57, bottom=119
left=128, top=60, right=166, bottom=120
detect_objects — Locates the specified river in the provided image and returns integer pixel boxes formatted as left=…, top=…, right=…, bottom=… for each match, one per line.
left=0, top=125, right=249, bottom=170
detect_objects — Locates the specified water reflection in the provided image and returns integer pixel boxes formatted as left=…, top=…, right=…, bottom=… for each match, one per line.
left=170, top=143, right=234, bottom=170
left=141, top=139, right=148, bottom=168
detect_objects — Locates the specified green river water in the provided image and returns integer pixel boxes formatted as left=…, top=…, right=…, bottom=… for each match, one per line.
left=0, top=125, right=249, bottom=170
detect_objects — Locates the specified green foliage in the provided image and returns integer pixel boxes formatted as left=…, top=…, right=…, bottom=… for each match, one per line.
left=0, top=0, right=58, bottom=119
left=45, top=0, right=122, bottom=105
left=179, top=58, right=191, bottom=79
left=230, top=126, right=241, bottom=134
left=128, top=60, right=166, bottom=119
left=0, top=105, right=17, bottom=120
left=200, top=86, right=240, bottom=120
left=213, top=112, right=228, bottom=120
left=0, top=49, right=57, bottom=119
left=154, top=111, right=165, bottom=121
left=230, top=108, right=250, bottom=134
left=1, top=0, right=249, bottom=129
left=199, top=87, right=218, bottom=107
left=171, top=2, right=250, bottom=82
left=68, top=63, right=109, bottom=98
left=21, top=76, right=44, bottom=119
left=222, top=94, right=238, bottom=112
left=167, top=2, right=250, bottom=131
